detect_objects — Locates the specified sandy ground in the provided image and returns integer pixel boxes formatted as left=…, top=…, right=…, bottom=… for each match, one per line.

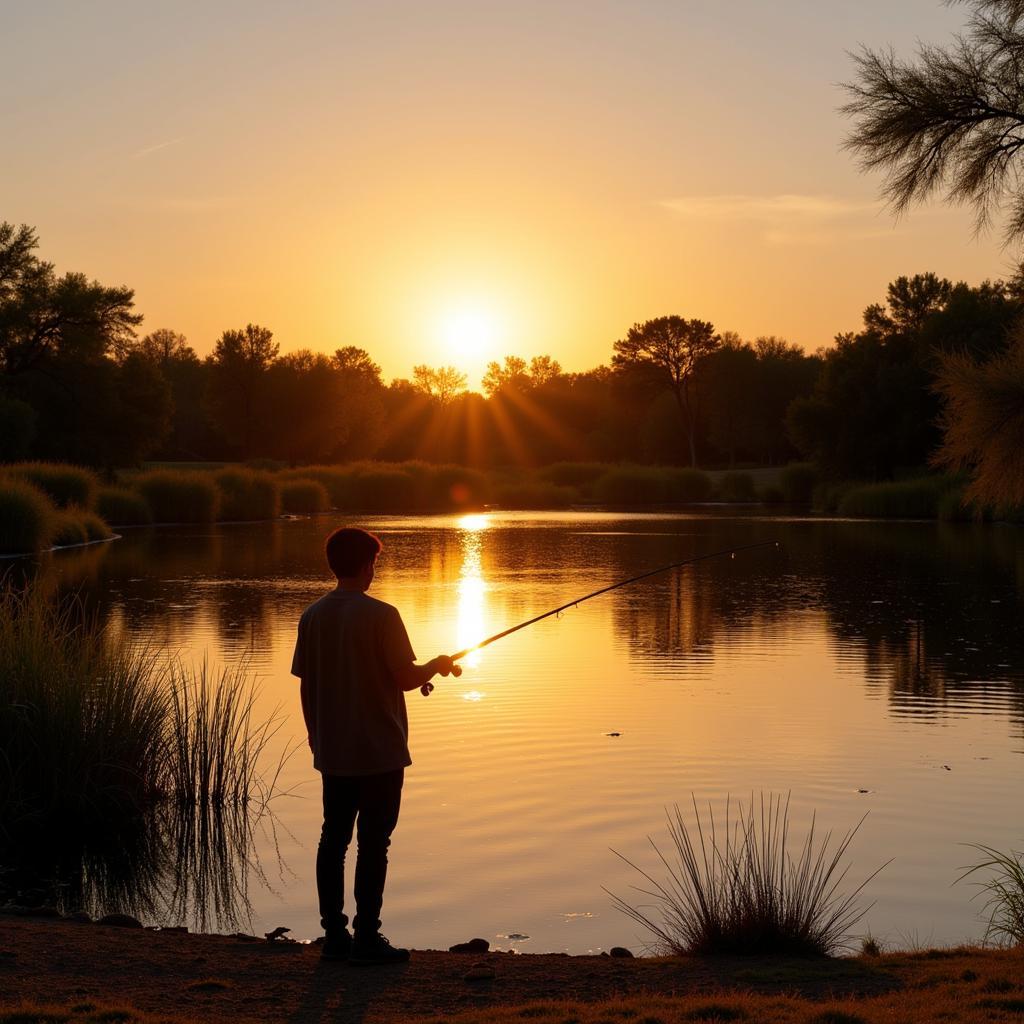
left=0, top=914, right=945, bottom=1024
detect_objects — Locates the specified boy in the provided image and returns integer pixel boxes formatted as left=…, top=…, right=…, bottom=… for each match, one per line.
left=291, top=526, right=461, bottom=965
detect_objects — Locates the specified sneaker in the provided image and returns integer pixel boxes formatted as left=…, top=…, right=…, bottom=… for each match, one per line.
left=350, top=933, right=410, bottom=966
left=320, top=928, right=353, bottom=961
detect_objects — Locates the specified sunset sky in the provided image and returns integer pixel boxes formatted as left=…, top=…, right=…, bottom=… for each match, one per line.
left=2, top=0, right=1012, bottom=385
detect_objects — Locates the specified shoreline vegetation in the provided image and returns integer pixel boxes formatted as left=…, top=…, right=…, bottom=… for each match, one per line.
left=2, top=916, right=1024, bottom=1024
left=0, top=459, right=1014, bottom=559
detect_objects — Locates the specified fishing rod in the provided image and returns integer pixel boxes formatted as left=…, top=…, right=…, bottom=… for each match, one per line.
left=421, top=538, right=780, bottom=695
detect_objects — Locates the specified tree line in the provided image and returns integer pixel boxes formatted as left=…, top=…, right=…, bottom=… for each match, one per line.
left=1, top=221, right=1021, bottom=494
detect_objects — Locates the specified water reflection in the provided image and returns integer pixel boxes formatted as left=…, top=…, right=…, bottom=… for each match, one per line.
left=456, top=513, right=490, bottom=669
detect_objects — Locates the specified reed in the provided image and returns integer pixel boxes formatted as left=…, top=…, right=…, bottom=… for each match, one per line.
left=279, top=478, right=329, bottom=514
left=213, top=468, right=281, bottom=522
left=133, top=470, right=220, bottom=523
left=837, top=477, right=954, bottom=519
left=96, top=486, right=153, bottom=526
left=50, top=510, right=90, bottom=547
left=958, top=845, right=1024, bottom=947
left=608, top=793, right=883, bottom=957
left=5, top=462, right=98, bottom=510
left=0, top=478, right=55, bottom=555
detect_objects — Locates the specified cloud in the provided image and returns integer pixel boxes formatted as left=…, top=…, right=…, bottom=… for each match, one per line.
left=660, top=193, right=886, bottom=244
left=131, top=138, right=184, bottom=160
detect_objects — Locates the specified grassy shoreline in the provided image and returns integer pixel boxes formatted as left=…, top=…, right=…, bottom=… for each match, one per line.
left=1, top=915, right=1022, bottom=1024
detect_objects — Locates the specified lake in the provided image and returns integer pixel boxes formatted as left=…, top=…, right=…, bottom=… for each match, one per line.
left=31, top=510, right=1024, bottom=953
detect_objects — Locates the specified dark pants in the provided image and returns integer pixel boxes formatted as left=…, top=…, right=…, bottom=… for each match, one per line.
left=317, top=768, right=404, bottom=938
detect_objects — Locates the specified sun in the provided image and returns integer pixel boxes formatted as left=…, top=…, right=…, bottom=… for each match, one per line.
left=439, top=305, right=501, bottom=360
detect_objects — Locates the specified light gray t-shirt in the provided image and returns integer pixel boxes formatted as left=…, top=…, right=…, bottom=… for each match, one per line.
left=291, top=590, right=416, bottom=775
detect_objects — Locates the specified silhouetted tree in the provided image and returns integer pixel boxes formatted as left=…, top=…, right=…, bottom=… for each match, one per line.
left=612, top=316, right=719, bottom=466
left=844, top=0, right=1024, bottom=243
left=934, top=328, right=1024, bottom=508
left=411, top=364, right=468, bottom=405
left=206, top=324, right=279, bottom=459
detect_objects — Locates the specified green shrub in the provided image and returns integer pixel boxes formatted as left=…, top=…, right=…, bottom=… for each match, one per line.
left=280, top=479, right=329, bottom=514
left=665, top=468, right=713, bottom=502
left=716, top=471, right=757, bottom=503
left=97, top=486, right=153, bottom=526
left=838, top=477, right=954, bottom=519
left=492, top=481, right=577, bottom=509
left=594, top=466, right=671, bottom=504
left=6, top=462, right=98, bottom=510
left=0, top=478, right=55, bottom=555
left=134, top=470, right=219, bottom=523
left=759, top=484, right=785, bottom=504
left=213, top=468, right=280, bottom=521
left=780, top=463, right=818, bottom=504
left=0, top=395, right=37, bottom=461
left=51, top=511, right=89, bottom=547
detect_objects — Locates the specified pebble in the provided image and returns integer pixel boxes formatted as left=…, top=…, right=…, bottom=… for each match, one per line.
left=609, top=947, right=634, bottom=958
left=449, top=938, right=490, bottom=953
left=97, top=914, right=143, bottom=928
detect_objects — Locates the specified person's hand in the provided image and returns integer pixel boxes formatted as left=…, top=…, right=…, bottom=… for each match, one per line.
left=435, top=654, right=462, bottom=678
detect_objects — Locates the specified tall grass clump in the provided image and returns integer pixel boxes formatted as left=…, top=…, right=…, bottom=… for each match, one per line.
left=410, top=462, right=489, bottom=510
left=50, top=511, right=90, bottom=548
left=97, top=485, right=153, bottom=526
left=812, top=481, right=855, bottom=513
left=491, top=479, right=576, bottom=509
left=716, top=471, right=757, bottom=503
left=280, top=478, right=329, bottom=514
left=279, top=466, right=351, bottom=508
left=213, top=468, right=280, bottom=522
left=780, top=463, right=818, bottom=504
left=538, top=462, right=611, bottom=497
left=345, top=464, right=416, bottom=510
left=958, top=844, right=1024, bottom=947
left=133, top=470, right=219, bottom=523
left=594, top=466, right=672, bottom=504
left=666, top=468, right=714, bottom=502
left=837, top=477, right=954, bottom=519
left=608, top=793, right=883, bottom=957
left=5, top=461, right=99, bottom=510
left=0, top=479, right=55, bottom=555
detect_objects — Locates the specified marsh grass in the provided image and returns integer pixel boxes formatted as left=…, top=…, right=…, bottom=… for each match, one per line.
left=716, top=472, right=757, bottom=503
left=96, top=486, right=153, bottom=526
left=213, top=468, right=281, bottom=522
left=51, top=511, right=90, bottom=547
left=492, top=480, right=576, bottom=509
left=279, top=478, right=329, bottom=514
left=133, top=470, right=219, bottom=523
left=780, top=463, right=818, bottom=504
left=608, top=794, right=884, bottom=957
left=6, top=462, right=99, bottom=510
left=837, top=477, right=957, bottom=519
left=0, top=478, right=55, bottom=555
left=957, top=845, right=1024, bottom=947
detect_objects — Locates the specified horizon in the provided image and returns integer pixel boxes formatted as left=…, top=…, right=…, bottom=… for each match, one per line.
left=2, top=0, right=1014, bottom=387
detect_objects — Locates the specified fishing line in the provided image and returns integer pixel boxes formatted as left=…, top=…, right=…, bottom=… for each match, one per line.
left=421, top=538, right=780, bottom=695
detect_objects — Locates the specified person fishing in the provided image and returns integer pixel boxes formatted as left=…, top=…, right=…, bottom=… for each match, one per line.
left=291, top=526, right=461, bottom=965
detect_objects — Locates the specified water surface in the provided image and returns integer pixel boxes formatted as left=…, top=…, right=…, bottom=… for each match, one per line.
left=36, top=511, right=1024, bottom=952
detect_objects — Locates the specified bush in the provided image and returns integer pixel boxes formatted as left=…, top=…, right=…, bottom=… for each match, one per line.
left=666, top=468, right=714, bottom=502
left=6, top=462, right=98, bottom=510
left=537, top=462, right=611, bottom=494
left=134, top=470, right=220, bottom=523
left=937, top=488, right=975, bottom=522
left=492, top=481, right=577, bottom=509
left=412, top=463, right=489, bottom=510
left=812, top=481, right=855, bottom=513
left=760, top=484, right=785, bottom=504
left=279, top=466, right=351, bottom=507
left=280, top=479, right=329, bottom=514
left=79, top=511, right=114, bottom=542
left=346, top=466, right=416, bottom=510
left=214, top=468, right=280, bottom=522
left=838, top=477, right=954, bottom=519
left=51, top=511, right=89, bottom=547
left=0, top=395, right=37, bottom=461
left=593, top=466, right=671, bottom=504
left=97, top=486, right=153, bottom=526
left=780, top=463, right=818, bottom=504
left=0, top=479, right=55, bottom=555
left=716, top=471, right=757, bottom=503
left=608, top=794, right=881, bottom=957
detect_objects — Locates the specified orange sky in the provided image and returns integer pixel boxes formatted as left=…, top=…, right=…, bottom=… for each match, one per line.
left=1, top=1, right=1013, bottom=385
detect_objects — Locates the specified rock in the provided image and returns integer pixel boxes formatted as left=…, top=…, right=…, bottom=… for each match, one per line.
left=98, top=914, right=143, bottom=928
left=232, top=933, right=261, bottom=942
left=464, top=962, right=495, bottom=982
left=609, top=946, right=634, bottom=958
left=449, top=937, right=489, bottom=954
left=264, top=926, right=291, bottom=942
left=64, top=911, right=93, bottom=924
left=161, top=925, right=188, bottom=934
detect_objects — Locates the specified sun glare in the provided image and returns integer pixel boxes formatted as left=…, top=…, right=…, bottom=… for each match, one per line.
left=440, top=305, right=501, bottom=360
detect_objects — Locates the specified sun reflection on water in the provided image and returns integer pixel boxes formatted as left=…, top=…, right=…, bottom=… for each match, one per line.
left=456, top=513, right=490, bottom=668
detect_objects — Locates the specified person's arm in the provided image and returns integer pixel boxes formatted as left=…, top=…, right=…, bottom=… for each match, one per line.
left=392, top=655, right=460, bottom=693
